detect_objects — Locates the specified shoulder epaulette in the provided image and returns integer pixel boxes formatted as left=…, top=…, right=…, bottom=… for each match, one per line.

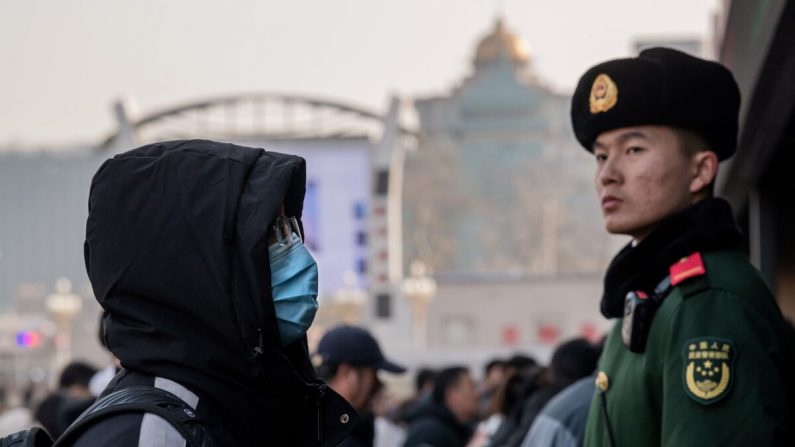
left=669, top=252, right=709, bottom=298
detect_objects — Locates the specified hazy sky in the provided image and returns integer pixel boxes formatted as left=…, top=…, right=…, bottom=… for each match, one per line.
left=1, top=0, right=719, bottom=147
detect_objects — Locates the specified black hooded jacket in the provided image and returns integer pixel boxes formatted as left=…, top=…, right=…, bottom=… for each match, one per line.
left=403, top=400, right=473, bottom=447
left=79, top=140, right=358, bottom=446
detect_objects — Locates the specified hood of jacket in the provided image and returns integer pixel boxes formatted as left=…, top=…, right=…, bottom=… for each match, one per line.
left=85, top=140, right=356, bottom=445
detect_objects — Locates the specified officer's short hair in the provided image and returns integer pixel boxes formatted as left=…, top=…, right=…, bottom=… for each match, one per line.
left=673, top=127, right=709, bottom=157
left=673, top=127, right=716, bottom=196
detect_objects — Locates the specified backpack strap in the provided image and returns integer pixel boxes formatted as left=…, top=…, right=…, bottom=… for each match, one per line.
left=0, top=427, right=53, bottom=447
left=54, top=386, right=214, bottom=447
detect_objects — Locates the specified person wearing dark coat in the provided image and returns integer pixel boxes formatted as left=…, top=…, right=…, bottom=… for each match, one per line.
left=403, top=366, right=477, bottom=447
left=69, top=140, right=358, bottom=446
left=34, top=361, right=97, bottom=439
left=520, top=375, right=595, bottom=447
left=487, top=339, right=600, bottom=447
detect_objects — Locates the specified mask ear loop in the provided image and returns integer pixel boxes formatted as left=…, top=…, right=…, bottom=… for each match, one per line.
left=273, top=216, right=303, bottom=246
left=289, top=216, right=303, bottom=243
left=273, top=216, right=291, bottom=246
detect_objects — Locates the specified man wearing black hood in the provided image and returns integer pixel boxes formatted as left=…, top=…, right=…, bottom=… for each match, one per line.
left=70, top=140, right=358, bottom=445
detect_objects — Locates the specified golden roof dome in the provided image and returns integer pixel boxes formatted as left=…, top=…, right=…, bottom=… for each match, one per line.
left=474, top=18, right=530, bottom=68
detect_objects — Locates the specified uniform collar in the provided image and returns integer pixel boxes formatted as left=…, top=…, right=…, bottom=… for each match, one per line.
left=600, top=198, right=743, bottom=318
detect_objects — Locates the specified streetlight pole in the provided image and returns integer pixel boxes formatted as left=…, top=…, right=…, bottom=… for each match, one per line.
left=45, top=277, right=82, bottom=377
left=334, top=271, right=366, bottom=325
left=401, top=261, right=437, bottom=350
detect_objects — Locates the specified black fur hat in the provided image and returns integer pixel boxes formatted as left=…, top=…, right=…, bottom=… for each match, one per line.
left=570, top=47, right=741, bottom=160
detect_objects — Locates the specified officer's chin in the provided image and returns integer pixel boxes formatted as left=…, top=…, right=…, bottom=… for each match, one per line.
left=603, top=217, right=628, bottom=235
left=606, top=224, right=657, bottom=246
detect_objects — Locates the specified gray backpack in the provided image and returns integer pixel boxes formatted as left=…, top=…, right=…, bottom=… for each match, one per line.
left=1, top=386, right=214, bottom=447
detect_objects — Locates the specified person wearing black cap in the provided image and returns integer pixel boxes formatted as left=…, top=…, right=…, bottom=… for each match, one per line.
left=570, top=48, right=795, bottom=446
left=316, top=325, right=406, bottom=447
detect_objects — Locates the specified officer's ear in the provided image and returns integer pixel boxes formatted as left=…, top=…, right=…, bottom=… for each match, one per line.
left=689, top=150, right=719, bottom=196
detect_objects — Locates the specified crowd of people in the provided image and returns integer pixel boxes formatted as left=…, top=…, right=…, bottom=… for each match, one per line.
left=311, top=325, right=604, bottom=447
left=0, top=327, right=603, bottom=447
left=403, top=340, right=601, bottom=447
left=0, top=361, right=100, bottom=437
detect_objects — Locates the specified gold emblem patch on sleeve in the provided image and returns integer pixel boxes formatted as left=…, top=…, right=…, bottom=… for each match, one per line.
left=683, top=337, right=735, bottom=405
left=589, top=73, right=618, bottom=114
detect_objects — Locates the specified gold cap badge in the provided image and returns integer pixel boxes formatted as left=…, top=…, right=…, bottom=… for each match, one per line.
left=589, top=74, right=618, bottom=114
left=595, top=371, right=609, bottom=392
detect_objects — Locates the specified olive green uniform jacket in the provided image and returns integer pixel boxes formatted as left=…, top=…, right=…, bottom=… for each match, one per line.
left=584, top=251, right=795, bottom=446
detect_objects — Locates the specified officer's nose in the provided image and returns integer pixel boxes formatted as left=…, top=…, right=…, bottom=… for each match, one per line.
left=598, top=155, right=621, bottom=187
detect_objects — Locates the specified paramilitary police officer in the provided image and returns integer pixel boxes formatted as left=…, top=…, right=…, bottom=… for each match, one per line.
left=570, top=47, right=795, bottom=446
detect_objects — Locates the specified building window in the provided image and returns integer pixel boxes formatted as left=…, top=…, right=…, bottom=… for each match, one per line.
left=353, top=201, right=367, bottom=219
left=375, top=293, right=391, bottom=319
left=356, top=258, right=367, bottom=274
left=356, top=231, right=367, bottom=246
left=375, top=170, right=389, bottom=195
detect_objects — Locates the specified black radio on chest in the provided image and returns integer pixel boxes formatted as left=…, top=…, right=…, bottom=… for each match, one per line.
left=621, top=290, right=658, bottom=353
left=622, top=275, right=673, bottom=353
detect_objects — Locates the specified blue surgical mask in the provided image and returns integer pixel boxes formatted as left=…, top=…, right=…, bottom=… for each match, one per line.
left=269, top=233, right=319, bottom=346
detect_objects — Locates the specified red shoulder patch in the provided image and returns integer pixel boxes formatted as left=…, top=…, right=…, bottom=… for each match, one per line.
left=670, top=252, right=706, bottom=286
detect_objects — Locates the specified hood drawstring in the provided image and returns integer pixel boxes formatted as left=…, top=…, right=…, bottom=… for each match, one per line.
left=314, top=383, right=327, bottom=443
left=252, top=328, right=265, bottom=360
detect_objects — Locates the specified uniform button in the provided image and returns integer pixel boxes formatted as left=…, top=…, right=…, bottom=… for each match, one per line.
left=340, top=414, right=350, bottom=424
left=596, top=371, right=610, bottom=392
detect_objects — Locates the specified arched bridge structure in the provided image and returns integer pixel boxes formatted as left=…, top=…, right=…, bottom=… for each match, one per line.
left=101, top=92, right=416, bottom=151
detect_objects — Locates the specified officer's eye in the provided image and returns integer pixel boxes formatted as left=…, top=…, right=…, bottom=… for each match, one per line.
left=594, top=153, right=608, bottom=162
left=627, top=146, right=644, bottom=155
